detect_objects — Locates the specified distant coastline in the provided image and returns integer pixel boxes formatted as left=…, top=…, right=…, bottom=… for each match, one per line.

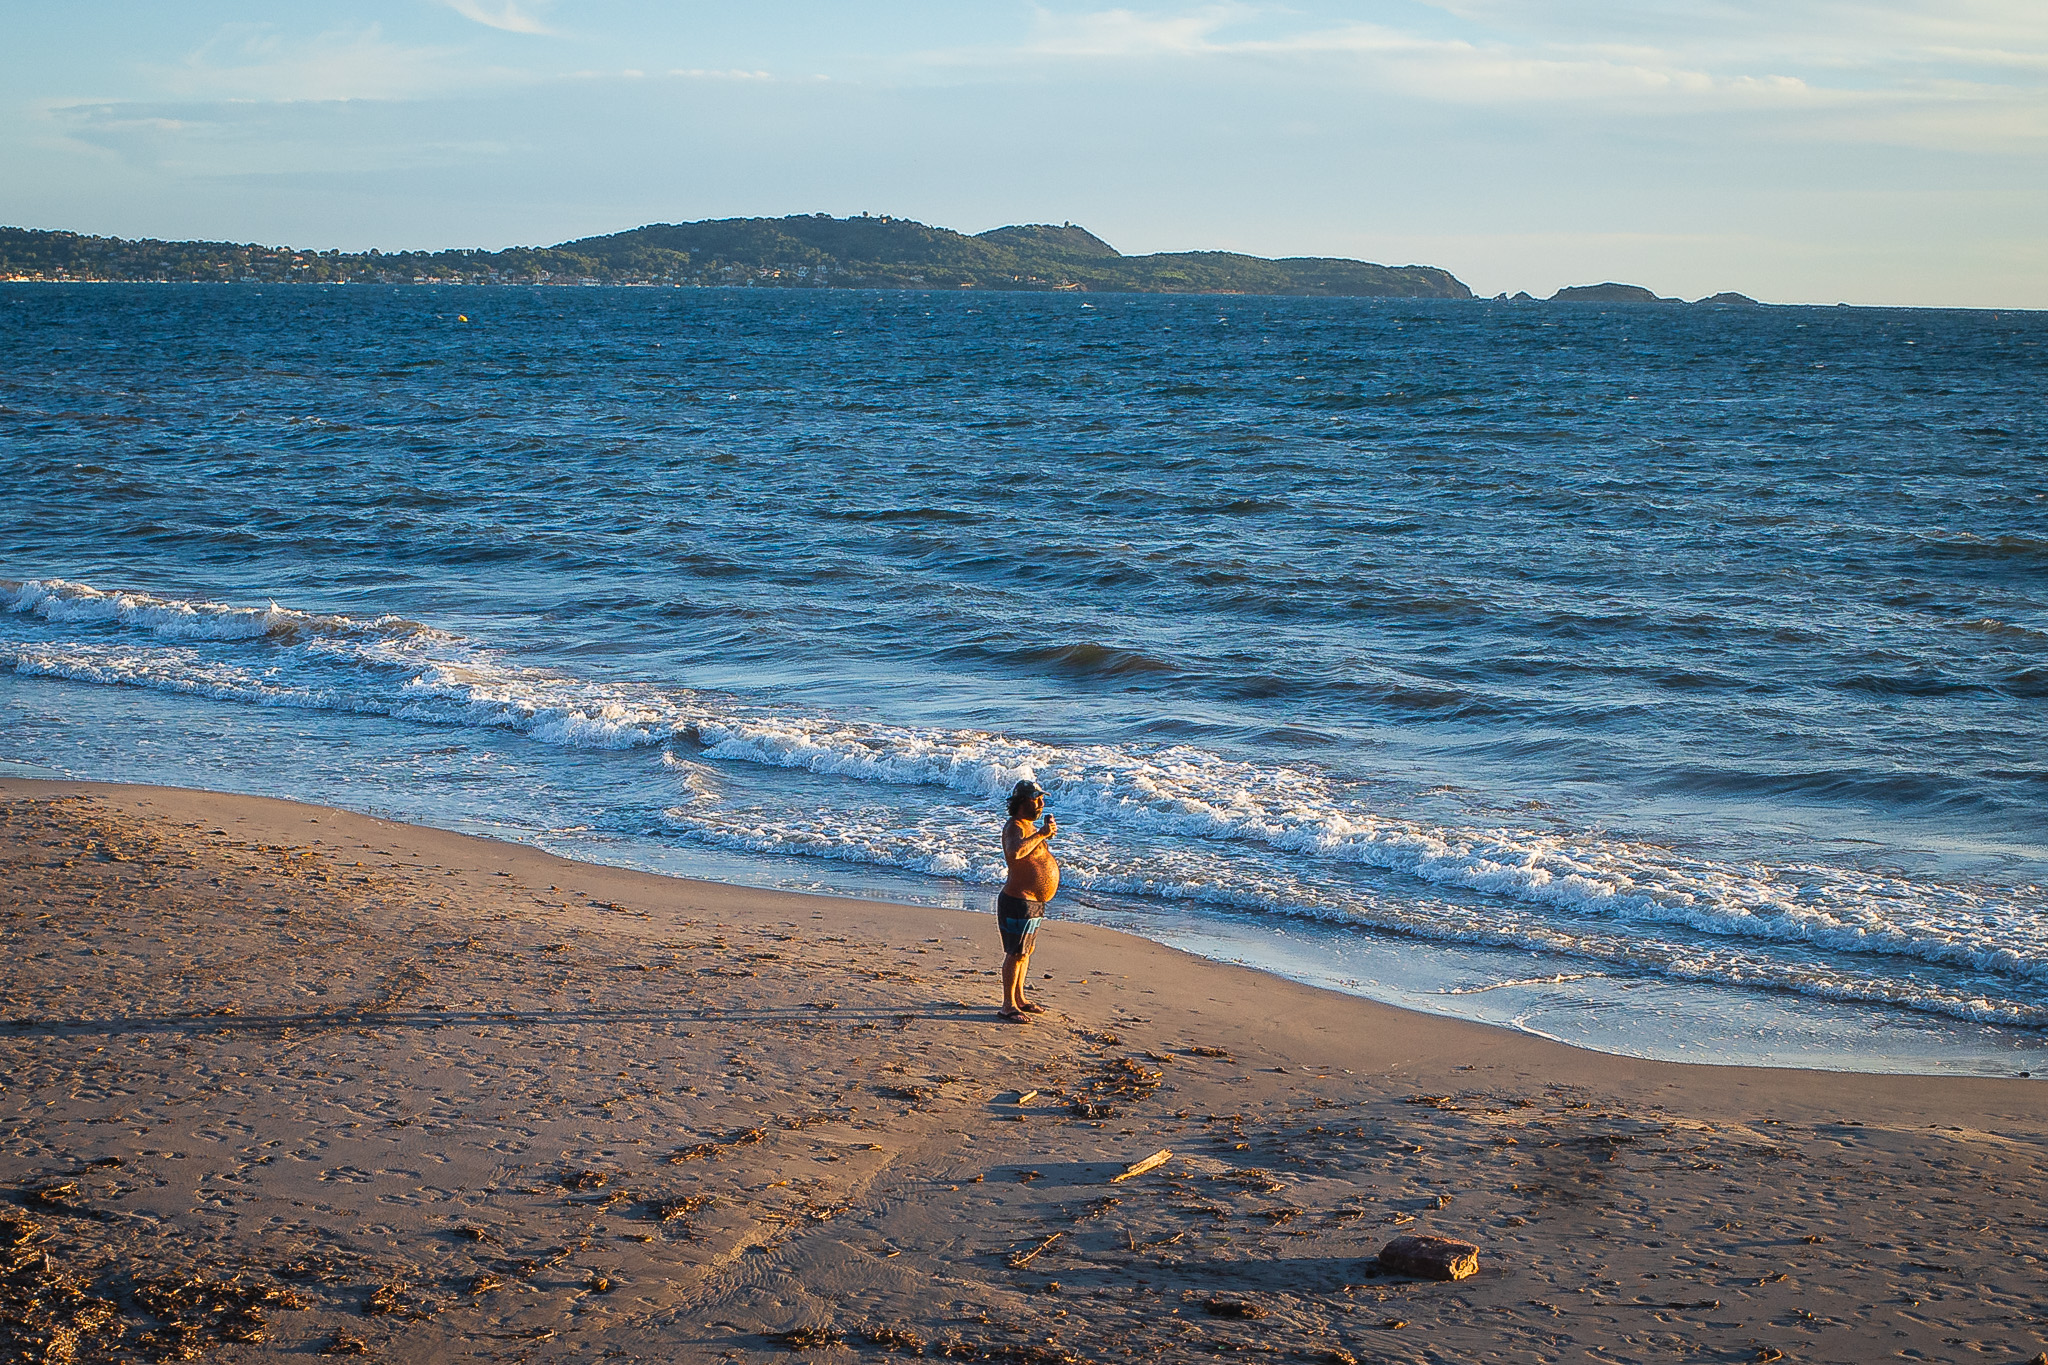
left=0, top=215, right=1474, bottom=299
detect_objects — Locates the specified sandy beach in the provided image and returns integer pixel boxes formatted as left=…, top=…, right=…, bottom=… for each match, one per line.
left=3, top=777, right=2045, bottom=1364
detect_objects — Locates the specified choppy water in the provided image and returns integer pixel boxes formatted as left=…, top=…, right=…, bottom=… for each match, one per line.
left=4, top=283, right=2045, bottom=1072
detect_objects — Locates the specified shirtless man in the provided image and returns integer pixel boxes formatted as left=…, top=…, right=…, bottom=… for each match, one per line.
left=996, top=779, right=1058, bottom=1022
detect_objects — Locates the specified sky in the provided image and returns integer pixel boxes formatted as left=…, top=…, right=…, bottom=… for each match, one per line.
left=4, top=2, right=2045, bottom=306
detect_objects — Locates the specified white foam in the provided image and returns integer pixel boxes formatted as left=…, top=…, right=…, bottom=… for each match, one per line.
left=3, top=578, right=433, bottom=644
left=664, top=708, right=2046, bottom=990
left=657, top=801, right=2048, bottom=1027
left=8, top=574, right=2045, bottom=1013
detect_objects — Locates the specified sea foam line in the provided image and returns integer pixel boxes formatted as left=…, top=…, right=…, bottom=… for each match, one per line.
left=4, top=577, right=436, bottom=644
left=8, top=575, right=2044, bottom=989
left=657, top=804, right=2048, bottom=1029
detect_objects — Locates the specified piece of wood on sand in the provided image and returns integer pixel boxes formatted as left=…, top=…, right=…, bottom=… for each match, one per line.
left=1008, top=1231, right=1063, bottom=1268
left=1110, top=1149, right=1173, bottom=1183
left=1376, top=1233, right=1480, bottom=1281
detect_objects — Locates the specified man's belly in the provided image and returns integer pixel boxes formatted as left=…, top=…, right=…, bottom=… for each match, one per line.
left=1006, top=855, right=1059, bottom=902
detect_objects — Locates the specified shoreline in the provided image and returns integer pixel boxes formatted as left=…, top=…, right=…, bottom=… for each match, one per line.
left=5, top=777, right=2048, bottom=1362
left=10, top=739, right=2039, bottom=1078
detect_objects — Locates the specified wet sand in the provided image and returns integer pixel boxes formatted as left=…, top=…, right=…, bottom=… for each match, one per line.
left=3, top=778, right=2046, bottom=1364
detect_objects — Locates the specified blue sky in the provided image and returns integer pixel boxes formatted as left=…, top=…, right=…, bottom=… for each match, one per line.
left=5, top=2, right=2045, bottom=305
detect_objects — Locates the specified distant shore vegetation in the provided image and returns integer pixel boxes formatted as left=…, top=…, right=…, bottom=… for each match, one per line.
left=0, top=214, right=1475, bottom=298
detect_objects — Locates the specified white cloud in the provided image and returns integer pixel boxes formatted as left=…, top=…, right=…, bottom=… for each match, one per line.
left=1926, top=44, right=2048, bottom=72
left=1003, top=8, right=1818, bottom=110
left=978, top=3, right=2047, bottom=141
left=442, top=0, right=556, bottom=37
left=151, top=24, right=525, bottom=103
left=42, top=95, right=520, bottom=178
left=1023, top=4, right=1255, bottom=57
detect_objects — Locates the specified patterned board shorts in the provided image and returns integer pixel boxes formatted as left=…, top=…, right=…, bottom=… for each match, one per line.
left=996, top=892, right=1046, bottom=955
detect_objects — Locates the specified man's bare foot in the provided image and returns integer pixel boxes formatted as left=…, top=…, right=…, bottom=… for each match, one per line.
left=1019, top=1001, right=1047, bottom=1014
left=997, top=1007, right=1030, bottom=1022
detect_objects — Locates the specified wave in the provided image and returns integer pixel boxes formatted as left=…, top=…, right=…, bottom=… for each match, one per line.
left=7, top=574, right=2044, bottom=1004
left=3, top=578, right=435, bottom=645
left=992, top=641, right=1180, bottom=679
left=656, top=800, right=2048, bottom=1029
left=1915, top=533, right=2048, bottom=565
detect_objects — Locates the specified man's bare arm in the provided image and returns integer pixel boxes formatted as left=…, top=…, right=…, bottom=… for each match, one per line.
left=1003, top=818, right=1057, bottom=864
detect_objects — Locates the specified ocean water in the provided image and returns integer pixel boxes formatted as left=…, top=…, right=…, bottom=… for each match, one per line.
left=3, top=283, right=2045, bottom=1074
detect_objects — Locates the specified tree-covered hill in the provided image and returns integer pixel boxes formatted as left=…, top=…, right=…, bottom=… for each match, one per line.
left=0, top=214, right=1472, bottom=298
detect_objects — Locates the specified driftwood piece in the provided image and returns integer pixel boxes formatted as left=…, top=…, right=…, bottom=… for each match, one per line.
left=1375, top=1234, right=1479, bottom=1281
left=1008, top=1232, right=1063, bottom=1267
left=1110, top=1150, right=1173, bottom=1183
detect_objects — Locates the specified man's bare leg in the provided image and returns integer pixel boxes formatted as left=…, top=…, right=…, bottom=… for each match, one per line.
left=1002, top=950, right=1032, bottom=1015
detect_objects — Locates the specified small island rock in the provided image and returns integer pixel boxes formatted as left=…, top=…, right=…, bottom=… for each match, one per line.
left=1548, top=282, right=1676, bottom=303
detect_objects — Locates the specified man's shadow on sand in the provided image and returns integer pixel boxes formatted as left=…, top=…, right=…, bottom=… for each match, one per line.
left=0, top=999, right=1020, bottom=1038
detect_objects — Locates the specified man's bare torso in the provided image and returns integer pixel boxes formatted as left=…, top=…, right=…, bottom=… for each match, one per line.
left=1002, top=816, right=1059, bottom=903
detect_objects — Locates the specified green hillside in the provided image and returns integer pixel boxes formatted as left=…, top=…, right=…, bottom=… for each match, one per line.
left=0, top=214, right=1472, bottom=298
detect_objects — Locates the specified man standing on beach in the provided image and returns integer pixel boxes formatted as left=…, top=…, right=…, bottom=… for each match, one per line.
left=997, top=779, right=1058, bottom=1022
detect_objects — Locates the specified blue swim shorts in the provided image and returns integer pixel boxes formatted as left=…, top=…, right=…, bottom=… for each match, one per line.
left=996, top=892, right=1045, bottom=956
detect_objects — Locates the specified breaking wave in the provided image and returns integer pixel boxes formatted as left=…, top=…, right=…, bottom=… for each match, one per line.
left=7, top=574, right=2045, bottom=1028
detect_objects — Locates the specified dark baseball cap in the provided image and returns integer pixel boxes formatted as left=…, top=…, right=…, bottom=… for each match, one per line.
left=1011, top=779, right=1045, bottom=799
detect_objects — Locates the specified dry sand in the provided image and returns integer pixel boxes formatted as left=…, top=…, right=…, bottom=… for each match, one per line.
left=2, top=778, right=2045, bottom=1364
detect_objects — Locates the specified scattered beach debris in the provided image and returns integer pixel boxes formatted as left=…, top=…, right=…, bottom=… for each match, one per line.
left=132, top=1273, right=310, bottom=1356
left=1094, top=1057, right=1163, bottom=1098
left=650, top=1193, right=713, bottom=1225
left=24, top=1182, right=84, bottom=1212
left=1203, top=1298, right=1266, bottom=1319
left=1076, top=1196, right=1121, bottom=1221
left=0, top=1244, right=120, bottom=1363
left=1069, top=1055, right=1163, bottom=1119
left=0, top=1213, right=43, bottom=1246
left=364, top=1281, right=434, bottom=1320
left=856, top=1320, right=928, bottom=1353
left=930, top=1333, right=1086, bottom=1363
left=668, top=1126, right=769, bottom=1163
left=318, top=1330, right=371, bottom=1355
left=768, top=1322, right=846, bottom=1349
left=561, top=1168, right=611, bottom=1191
left=1376, top=1233, right=1480, bottom=1281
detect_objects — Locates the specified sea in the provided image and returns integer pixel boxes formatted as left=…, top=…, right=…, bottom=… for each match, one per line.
left=3, top=283, right=2044, bottom=1075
